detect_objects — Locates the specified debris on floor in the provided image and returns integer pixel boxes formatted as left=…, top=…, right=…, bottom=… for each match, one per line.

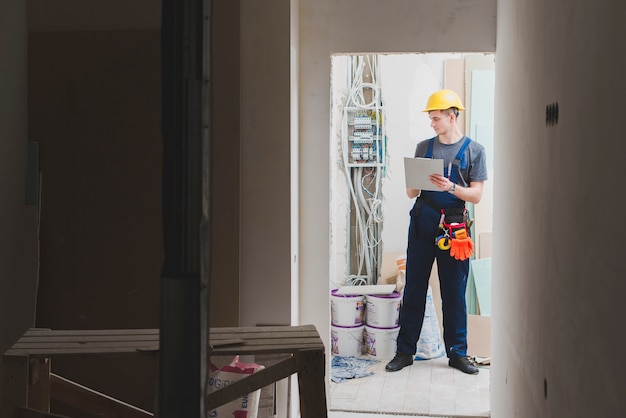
left=473, top=356, right=491, bottom=366
left=331, top=356, right=380, bottom=383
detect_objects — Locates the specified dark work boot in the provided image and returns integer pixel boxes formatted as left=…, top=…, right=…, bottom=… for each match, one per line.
left=449, top=356, right=479, bottom=374
left=385, top=352, right=413, bottom=372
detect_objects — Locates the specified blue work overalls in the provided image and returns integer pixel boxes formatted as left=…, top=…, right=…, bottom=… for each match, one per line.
left=396, top=137, right=472, bottom=359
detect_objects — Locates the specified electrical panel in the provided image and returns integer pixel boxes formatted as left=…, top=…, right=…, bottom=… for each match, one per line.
left=343, top=107, right=386, bottom=168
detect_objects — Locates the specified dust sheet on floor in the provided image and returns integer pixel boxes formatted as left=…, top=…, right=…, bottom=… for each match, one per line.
left=331, top=356, right=380, bottom=383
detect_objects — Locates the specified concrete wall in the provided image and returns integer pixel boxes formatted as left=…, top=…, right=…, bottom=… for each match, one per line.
left=0, top=0, right=39, bottom=381
left=491, top=0, right=626, bottom=416
left=239, top=0, right=292, bottom=327
left=210, top=0, right=242, bottom=328
left=27, top=27, right=162, bottom=414
left=19, top=1, right=243, bottom=411
left=25, top=0, right=242, bottom=332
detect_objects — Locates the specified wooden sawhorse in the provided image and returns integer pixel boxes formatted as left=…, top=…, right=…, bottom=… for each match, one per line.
left=2, top=325, right=327, bottom=417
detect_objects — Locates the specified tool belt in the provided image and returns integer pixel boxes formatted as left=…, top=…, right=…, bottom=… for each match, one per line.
left=435, top=208, right=474, bottom=261
left=417, top=194, right=474, bottom=260
left=418, top=195, right=468, bottom=233
left=441, top=207, right=470, bottom=239
left=440, top=207, right=468, bottom=226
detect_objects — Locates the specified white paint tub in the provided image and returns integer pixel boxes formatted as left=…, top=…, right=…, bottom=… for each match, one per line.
left=331, top=289, right=364, bottom=326
left=365, top=325, right=400, bottom=359
left=331, top=324, right=364, bottom=357
left=365, top=291, right=401, bottom=328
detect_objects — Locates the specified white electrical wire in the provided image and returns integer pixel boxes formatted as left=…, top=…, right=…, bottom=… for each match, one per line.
left=349, top=83, right=379, bottom=108
left=339, top=55, right=386, bottom=285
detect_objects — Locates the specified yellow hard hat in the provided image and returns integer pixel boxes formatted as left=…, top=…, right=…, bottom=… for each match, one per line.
left=422, top=89, right=465, bottom=112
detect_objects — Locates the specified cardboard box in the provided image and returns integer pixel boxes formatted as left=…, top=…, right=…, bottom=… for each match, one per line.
left=467, top=314, right=491, bottom=357
left=378, top=252, right=405, bottom=284
left=478, top=231, right=492, bottom=259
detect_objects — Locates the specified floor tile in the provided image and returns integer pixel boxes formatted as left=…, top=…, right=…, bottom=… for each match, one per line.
left=329, top=355, right=490, bottom=417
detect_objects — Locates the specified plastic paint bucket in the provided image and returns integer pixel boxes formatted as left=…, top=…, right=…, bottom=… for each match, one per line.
left=365, top=292, right=401, bottom=328
left=331, top=289, right=365, bottom=326
left=365, top=325, right=400, bottom=359
left=331, top=325, right=364, bottom=357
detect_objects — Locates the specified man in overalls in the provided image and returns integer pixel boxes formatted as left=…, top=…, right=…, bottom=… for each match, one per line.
left=386, top=89, right=488, bottom=374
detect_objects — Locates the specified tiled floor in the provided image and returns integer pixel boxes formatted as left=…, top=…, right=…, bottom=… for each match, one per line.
left=329, top=355, right=490, bottom=417
left=329, top=413, right=436, bottom=418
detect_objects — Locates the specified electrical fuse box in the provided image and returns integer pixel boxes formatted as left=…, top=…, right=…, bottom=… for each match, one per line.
left=343, top=107, right=386, bottom=168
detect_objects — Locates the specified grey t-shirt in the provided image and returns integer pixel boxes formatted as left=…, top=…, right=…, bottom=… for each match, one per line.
left=414, top=136, right=488, bottom=187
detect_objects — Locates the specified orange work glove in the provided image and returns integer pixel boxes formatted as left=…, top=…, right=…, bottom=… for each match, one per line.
left=449, top=238, right=461, bottom=259
left=464, top=236, right=475, bottom=259
left=449, top=237, right=474, bottom=261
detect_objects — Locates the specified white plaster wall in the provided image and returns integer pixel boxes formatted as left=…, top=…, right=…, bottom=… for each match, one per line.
left=329, top=54, right=494, bottom=360
left=240, top=0, right=292, bottom=327
left=492, top=0, right=626, bottom=416
left=330, top=53, right=491, bottom=273
left=299, top=0, right=497, bottom=361
left=379, top=53, right=486, bottom=255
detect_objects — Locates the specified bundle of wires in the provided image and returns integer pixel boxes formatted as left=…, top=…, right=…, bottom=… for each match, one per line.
left=341, top=55, right=386, bottom=286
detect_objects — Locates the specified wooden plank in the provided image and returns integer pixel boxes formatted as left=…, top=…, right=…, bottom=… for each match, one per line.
left=9, top=342, right=319, bottom=355
left=212, top=337, right=322, bottom=347
left=205, top=356, right=297, bottom=411
left=5, top=329, right=161, bottom=357
left=15, top=326, right=320, bottom=346
left=23, top=329, right=159, bottom=337
left=295, top=349, right=328, bottom=418
left=209, top=338, right=245, bottom=348
left=12, top=341, right=159, bottom=350
left=4, top=326, right=327, bottom=417
left=27, top=358, right=50, bottom=412
left=6, top=347, right=158, bottom=357
left=50, top=373, right=153, bottom=418
left=254, top=353, right=293, bottom=417
left=211, top=343, right=324, bottom=356
left=16, top=406, right=69, bottom=418
left=16, top=325, right=320, bottom=342
left=2, top=355, right=29, bottom=418
left=20, top=325, right=317, bottom=337
left=210, top=325, right=317, bottom=334
left=8, top=344, right=324, bottom=358
left=16, top=334, right=159, bottom=344
left=13, top=335, right=319, bottom=350
left=7, top=327, right=322, bottom=358
left=212, top=330, right=319, bottom=339
left=211, top=330, right=321, bottom=341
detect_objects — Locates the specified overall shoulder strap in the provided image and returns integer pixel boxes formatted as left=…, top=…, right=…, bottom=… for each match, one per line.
left=424, top=137, right=436, bottom=158
left=452, top=137, right=472, bottom=169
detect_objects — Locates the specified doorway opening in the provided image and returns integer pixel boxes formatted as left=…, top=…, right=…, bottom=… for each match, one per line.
left=328, top=52, right=495, bottom=417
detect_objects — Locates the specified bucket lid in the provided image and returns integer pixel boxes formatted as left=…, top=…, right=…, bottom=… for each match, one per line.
left=331, top=288, right=363, bottom=298
left=367, top=291, right=401, bottom=299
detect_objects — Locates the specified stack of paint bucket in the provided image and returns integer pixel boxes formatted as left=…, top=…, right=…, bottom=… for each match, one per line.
left=330, top=289, right=365, bottom=356
left=364, top=291, right=402, bottom=359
